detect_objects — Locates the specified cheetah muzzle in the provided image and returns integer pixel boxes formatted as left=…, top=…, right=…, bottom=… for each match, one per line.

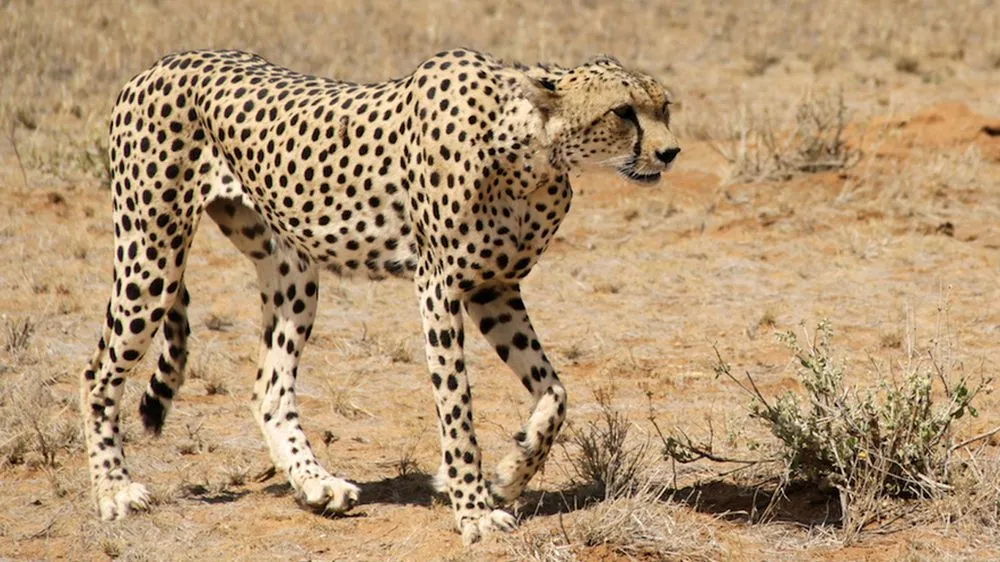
left=79, top=48, right=680, bottom=544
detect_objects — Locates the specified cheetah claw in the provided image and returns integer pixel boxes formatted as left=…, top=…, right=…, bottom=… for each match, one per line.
left=296, top=476, right=361, bottom=514
left=461, top=509, right=518, bottom=545
left=98, top=481, right=151, bottom=521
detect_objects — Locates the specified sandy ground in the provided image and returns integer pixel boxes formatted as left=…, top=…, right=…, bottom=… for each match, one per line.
left=2, top=1, right=1000, bottom=560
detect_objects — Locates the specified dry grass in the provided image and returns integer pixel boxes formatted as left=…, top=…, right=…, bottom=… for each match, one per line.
left=2, top=315, right=35, bottom=358
left=573, top=477, right=723, bottom=561
left=567, top=387, right=651, bottom=498
left=714, top=91, right=861, bottom=184
left=502, top=528, right=576, bottom=562
left=0, top=372, right=81, bottom=469
left=2, top=1, right=998, bottom=188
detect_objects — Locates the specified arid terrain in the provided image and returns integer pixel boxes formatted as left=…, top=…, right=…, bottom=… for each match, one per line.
left=2, top=1, right=1000, bottom=560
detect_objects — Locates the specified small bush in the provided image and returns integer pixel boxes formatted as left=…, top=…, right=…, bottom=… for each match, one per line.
left=568, top=387, right=650, bottom=498
left=665, top=320, right=991, bottom=536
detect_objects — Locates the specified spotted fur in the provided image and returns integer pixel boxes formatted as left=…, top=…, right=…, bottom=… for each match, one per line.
left=80, top=48, right=680, bottom=543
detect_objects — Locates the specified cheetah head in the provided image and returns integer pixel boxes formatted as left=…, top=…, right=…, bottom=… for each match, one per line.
left=532, top=56, right=681, bottom=184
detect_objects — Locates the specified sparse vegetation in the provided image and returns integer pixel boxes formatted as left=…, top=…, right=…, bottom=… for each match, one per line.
left=202, top=373, right=229, bottom=396
left=664, top=321, right=995, bottom=540
left=502, top=528, right=575, bottom=562
left=714, top=91, right=861, bottom=184
left=567, top=387, right=650, bottom=499
left=2, top=316, right=35, bottom=358
left=894, top=55, right=921, bottom=74
left=177, top=423, right=213, bottom=456
left=323, top=375, right=375, bottom=420
left=377, top=438, right=424, bottom=478
left=591, top=281, right=620, bottom=295
left=335, top=325, right=414, bottom=364
left=0, top=373, right=81, bottom=468
left=573, top=477, right=721, bottom=561
left=2, top=0, right=999, bottom=559
left=223, top=460, right=251, bottom=487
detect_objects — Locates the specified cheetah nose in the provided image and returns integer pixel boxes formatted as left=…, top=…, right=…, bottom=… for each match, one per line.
left=655, top=147, right=681, bottom=165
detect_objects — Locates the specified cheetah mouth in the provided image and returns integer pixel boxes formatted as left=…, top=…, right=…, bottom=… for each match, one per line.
left=618, top=168, right=662, bottom=185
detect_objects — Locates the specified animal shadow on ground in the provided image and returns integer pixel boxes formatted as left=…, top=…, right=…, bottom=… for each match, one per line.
left=252, top=468, right=436, bottom=508
left=186, top=467, right=840, bottom=528
left=251, top=473, right=436, bottom=517
left=180, top=484, right=251, bottom=505
left=359, top=473, right=437, bottom=507
left=674, top=480, right=843, bottom=526
left=511, top=480, right=841, bottom=528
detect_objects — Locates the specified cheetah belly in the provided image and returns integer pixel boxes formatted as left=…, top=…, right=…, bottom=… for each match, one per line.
left=264, top=186, right=418, bottom=280
left=306, top=203, right=418, bottom=280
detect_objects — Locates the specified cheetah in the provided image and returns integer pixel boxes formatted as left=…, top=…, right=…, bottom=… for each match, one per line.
left=80, top=48, right=680, bottom=543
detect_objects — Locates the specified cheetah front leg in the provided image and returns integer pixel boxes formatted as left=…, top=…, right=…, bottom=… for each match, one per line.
left=463, top=284, right=567, bottom=504
left=417, top=275, right=517, bottom=544
left=250, top=241, right=359, bottom=514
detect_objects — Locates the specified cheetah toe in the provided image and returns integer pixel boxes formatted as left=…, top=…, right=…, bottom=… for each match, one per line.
left=297, top=476, right=360, bottom=514
left=98, top=481, right=151, bottom=521
left=460, top=509, right=518, bottom=545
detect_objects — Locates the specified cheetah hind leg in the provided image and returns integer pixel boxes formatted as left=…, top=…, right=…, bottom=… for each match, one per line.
left=80, top=312, right=154, bottom=520
left=82, top=268, right=189, bottom=519
left=138, top=282, right=192, bottom=434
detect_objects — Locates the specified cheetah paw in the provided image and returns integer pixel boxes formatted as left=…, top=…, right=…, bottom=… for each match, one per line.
left=460, top=509, right=518, bottom=546
left=98, top=482, right=151, bottom=521
left=296, top=476, right=360, bottom=514
left=490, top=454, right=530, bottom=504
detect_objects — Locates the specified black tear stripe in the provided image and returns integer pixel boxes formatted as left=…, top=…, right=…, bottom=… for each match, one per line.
left=633, top=120, right=644, bottom=160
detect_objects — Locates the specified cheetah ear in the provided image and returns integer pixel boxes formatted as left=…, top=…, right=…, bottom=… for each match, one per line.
left=586, top=54, right=623, bottom=67
left=514, top=74, right=562, bottom=121
left=537, top=77, right=557, bottom=92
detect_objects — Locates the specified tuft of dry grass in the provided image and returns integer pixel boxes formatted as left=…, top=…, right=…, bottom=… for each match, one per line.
left=176, top=422, right=214, bottom=456
left=223, top=460, right=251, bottom=487
left=322, top=374, right=375, bottom=420
left=573, top=474, right=723, bottom=561
left=2, top=315, right=35, bottom=358
left=894, top=55, right=921, bottom=74
left=567, top=387, right=651, bottom=499
left=202, top=374, right=229, bottom=396
left=714, top=91, right=860, bottom=184
left=0, top=372, right=81, bottom=468
left=503, top=528, right=576, bottom=562
left=335, top=326, right=415, bottom=364
left=376, top=438, right=424, bottom=479
left=744, top=50, right=781, bottom=77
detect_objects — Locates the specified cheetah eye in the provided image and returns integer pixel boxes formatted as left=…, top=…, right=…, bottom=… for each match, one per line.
left=611, top=105, right=636, bottom=122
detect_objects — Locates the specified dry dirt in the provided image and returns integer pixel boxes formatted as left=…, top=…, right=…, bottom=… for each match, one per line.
left=2, top=1, right=1000, bottom=560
